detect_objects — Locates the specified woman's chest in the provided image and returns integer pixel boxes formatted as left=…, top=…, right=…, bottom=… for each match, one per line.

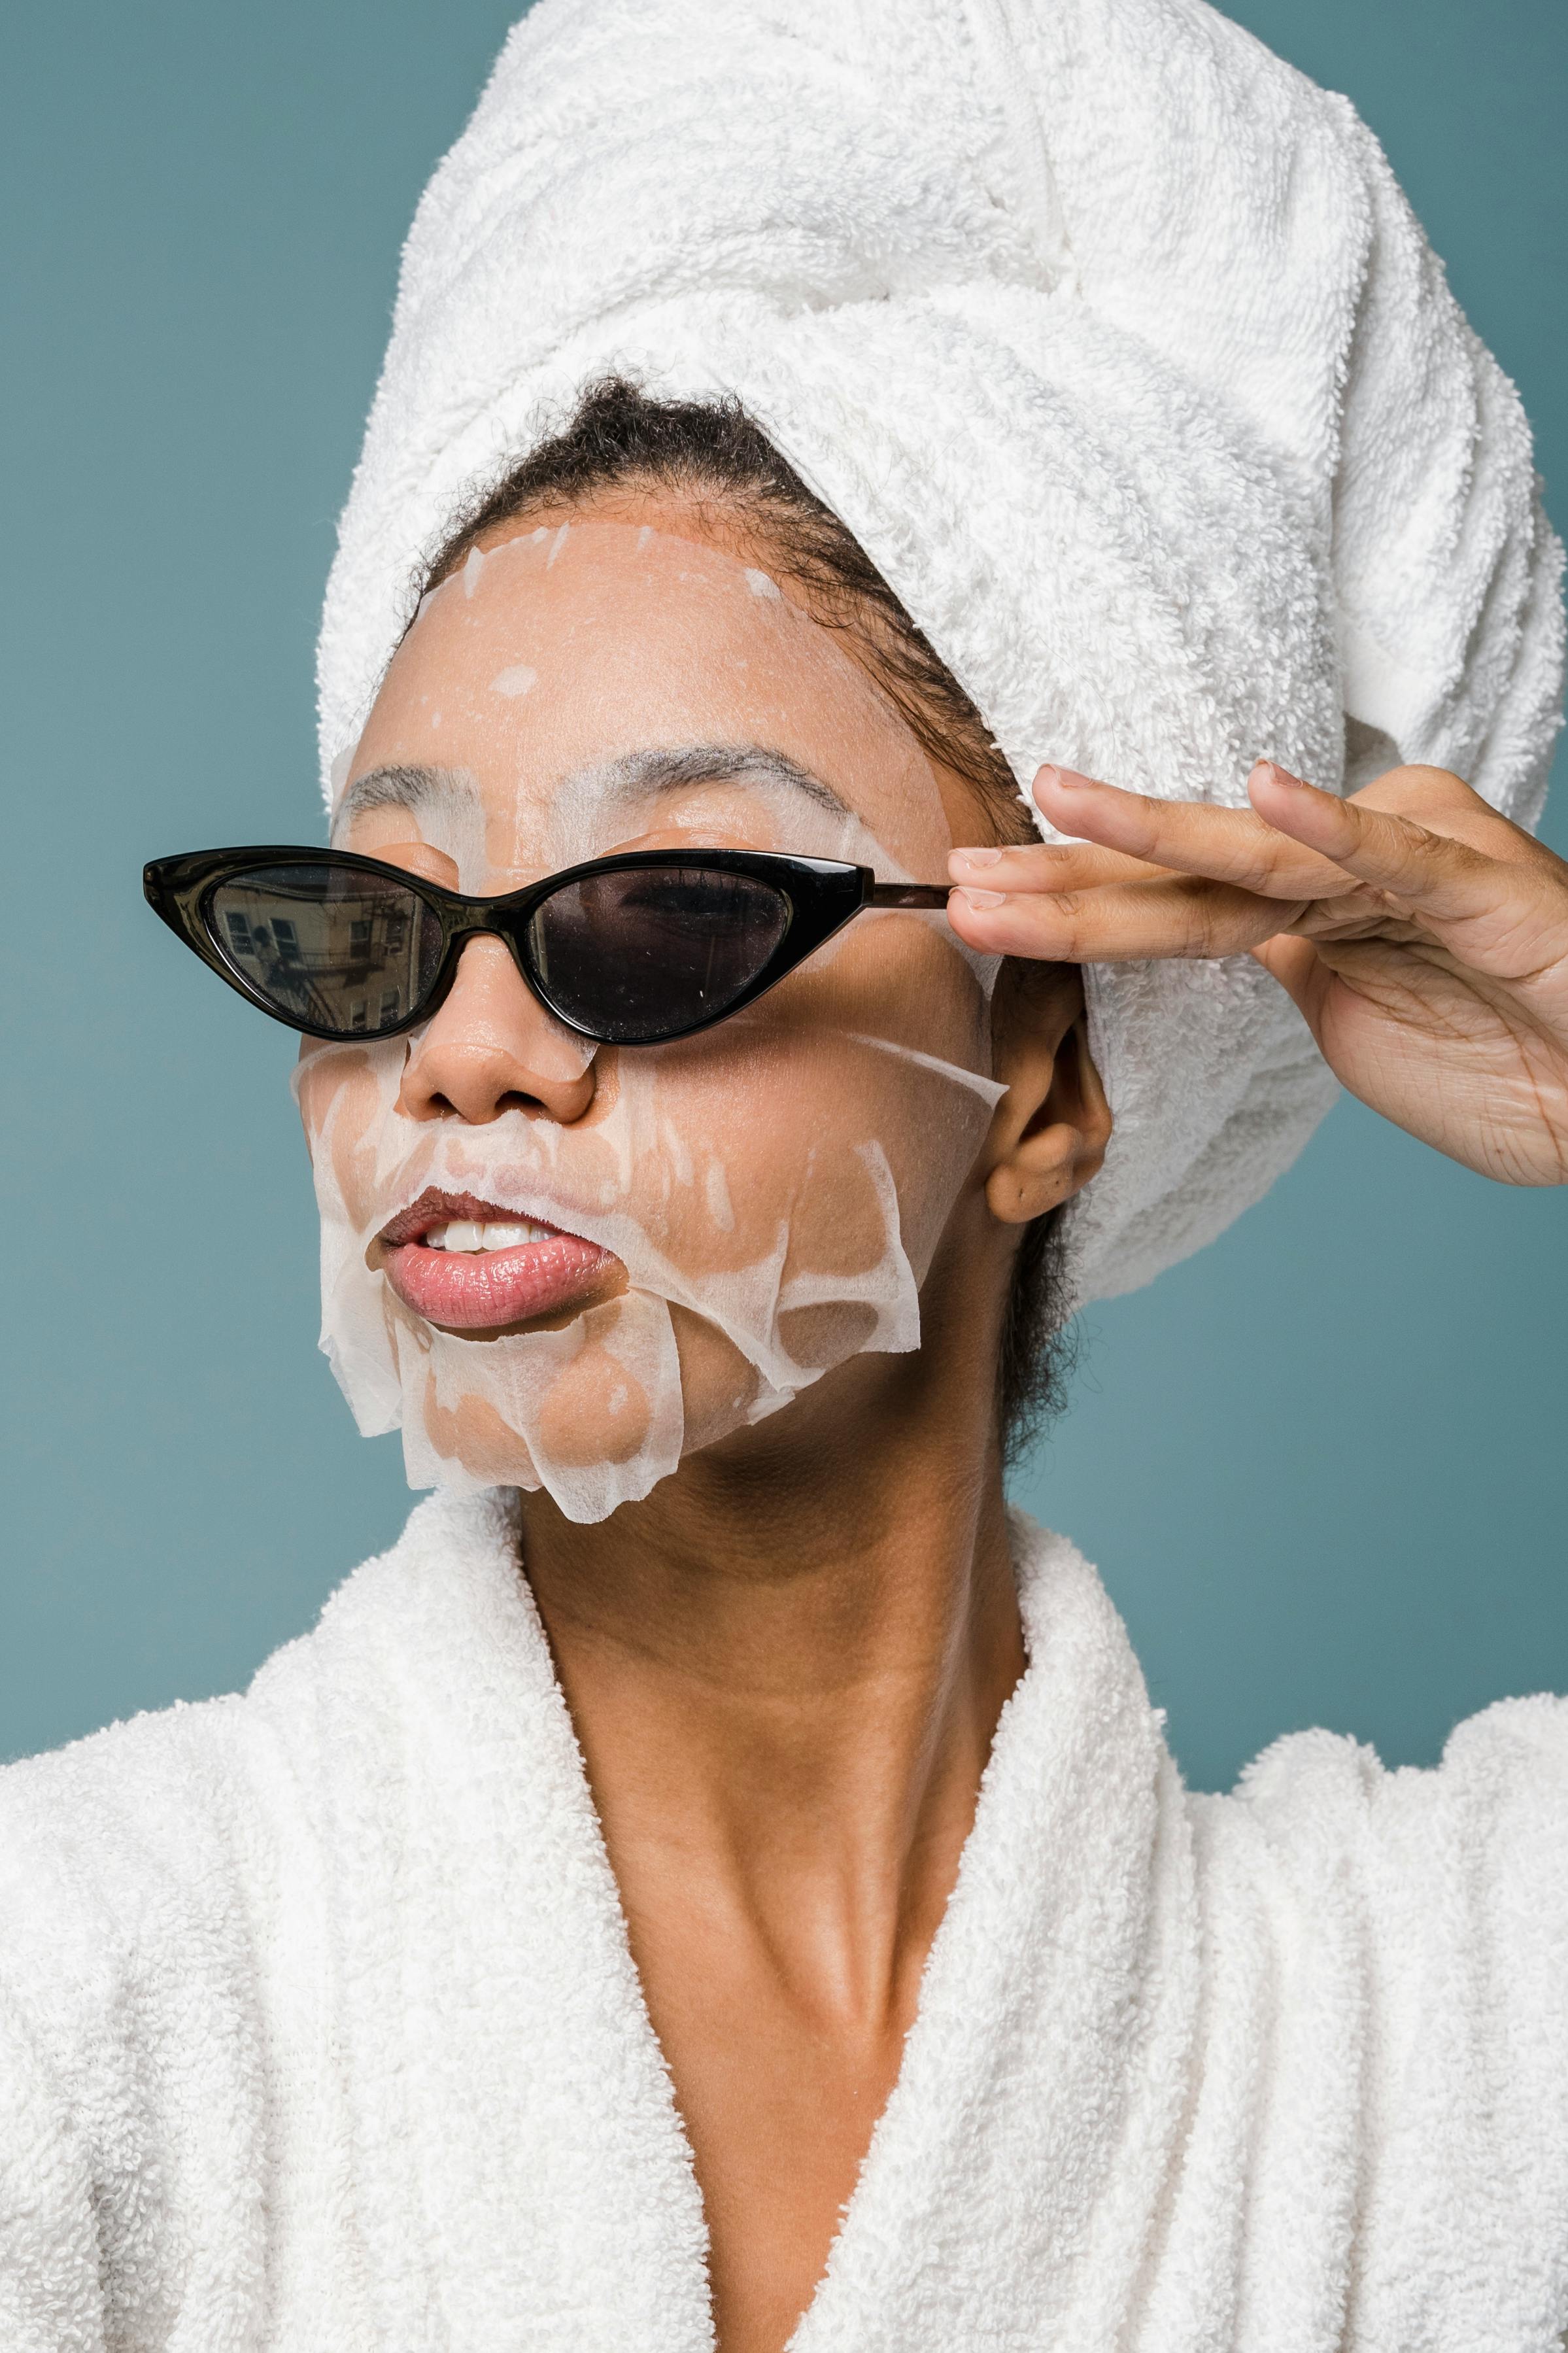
left=627, top=1927, right=912, bottom=2353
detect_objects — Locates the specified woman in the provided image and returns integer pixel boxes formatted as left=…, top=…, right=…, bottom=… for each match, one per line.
left=4, top=1, right=1566, bottom=2348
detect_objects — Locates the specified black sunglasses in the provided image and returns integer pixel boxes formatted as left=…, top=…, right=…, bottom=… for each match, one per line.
left=143, top=844, right=953, bottom=1048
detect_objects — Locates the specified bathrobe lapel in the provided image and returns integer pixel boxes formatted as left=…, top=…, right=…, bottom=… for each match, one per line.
left=271, top=1490, right=1197, bottom=2351
left=792, top=1509, right=1200, bottom=2350
left=267, top=1489, right=713, bottom=2352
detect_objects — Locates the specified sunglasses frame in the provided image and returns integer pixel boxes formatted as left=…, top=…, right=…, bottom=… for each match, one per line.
left=143, top=843, right=953, bottom=1047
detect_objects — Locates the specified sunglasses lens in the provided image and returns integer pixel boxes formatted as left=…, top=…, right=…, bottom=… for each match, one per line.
left=207, top=863, right=443, bottom=1037
left=528, top=864, right=792, bottom=1043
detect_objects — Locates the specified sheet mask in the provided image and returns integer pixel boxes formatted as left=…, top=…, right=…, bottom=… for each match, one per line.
left=297, top=521, right=1004, bottom=1520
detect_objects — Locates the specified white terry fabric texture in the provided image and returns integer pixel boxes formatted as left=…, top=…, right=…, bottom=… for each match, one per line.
left=3, top=1494, right=1567, bottom=2348
left=316, top=0, right=1563, bottom=1305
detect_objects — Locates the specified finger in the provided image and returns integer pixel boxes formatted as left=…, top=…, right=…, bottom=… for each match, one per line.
left=1250, top=932, right=1331, bottom=1028
left=1031, top=763, right=1355, bottom=900
left=948, top=840, right=1159, bottom=891
left=1246, top=762, right=1541, bottom=929
left=947, top=872, right=1297, bottom=963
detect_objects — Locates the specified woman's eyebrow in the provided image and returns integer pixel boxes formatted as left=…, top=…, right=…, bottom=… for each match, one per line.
left=331, top=746, right=855, bottom=848
left=330, top=763, right=481, bottom=844
left=552, top=743, right=854, bottom=830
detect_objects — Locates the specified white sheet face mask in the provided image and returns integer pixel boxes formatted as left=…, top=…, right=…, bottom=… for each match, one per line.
left=297, top=521, right=1003, bottom=1520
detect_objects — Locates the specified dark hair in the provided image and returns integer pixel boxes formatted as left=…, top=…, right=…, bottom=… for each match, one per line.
left=420, top=377, right=1074, bottom=1456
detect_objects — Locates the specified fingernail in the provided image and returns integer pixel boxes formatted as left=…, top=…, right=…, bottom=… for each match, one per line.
left=1034, top=763, right=1091, bottom=793
left=1251, top=758, right=1308, bottom=789
left=950, top=845, right=1004, bottom=870
left=956, top=886, right=1008, bottom=909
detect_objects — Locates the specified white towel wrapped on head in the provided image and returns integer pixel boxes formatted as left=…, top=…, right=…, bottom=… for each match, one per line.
left=318, top=0, right=1563, bottom=1303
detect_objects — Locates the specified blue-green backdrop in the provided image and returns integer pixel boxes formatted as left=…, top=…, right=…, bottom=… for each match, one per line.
left=3, top=0, right=1563, bottom=1789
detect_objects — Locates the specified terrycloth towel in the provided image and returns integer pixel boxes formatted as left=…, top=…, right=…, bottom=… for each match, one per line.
left=3, top=1493, right=1567, bottom=2347
left=316, top=0, right=1563, bottom=1303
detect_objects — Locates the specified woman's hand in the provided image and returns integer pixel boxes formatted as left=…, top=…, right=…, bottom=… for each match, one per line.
left=948, top=761, right=1568, bottom=1186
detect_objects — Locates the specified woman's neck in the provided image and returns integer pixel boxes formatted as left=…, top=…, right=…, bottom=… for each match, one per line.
left=517, top=1335, right=1026, bottom=2029
left=518, top=1292, right=1028, bottom=2346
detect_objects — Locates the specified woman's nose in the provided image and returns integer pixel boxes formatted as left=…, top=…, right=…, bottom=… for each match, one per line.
left=398, top=936, right=597, bottom=1124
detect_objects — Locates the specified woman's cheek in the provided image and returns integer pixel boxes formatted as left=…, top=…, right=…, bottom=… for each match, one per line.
left=294, top=1043, right=399, bottom=1231
left=628, top=926, right=995, bottom=1298
left=293, top=1042, right=352, bottom=1140
left=816, top=917, right=995, bottom=1071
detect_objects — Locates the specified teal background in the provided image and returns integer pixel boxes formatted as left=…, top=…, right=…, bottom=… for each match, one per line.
left=2, top=1, right=1563, bottom=1789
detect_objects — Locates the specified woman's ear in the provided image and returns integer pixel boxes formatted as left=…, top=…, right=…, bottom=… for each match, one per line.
left=983, top=961, right=1112, bottom=1227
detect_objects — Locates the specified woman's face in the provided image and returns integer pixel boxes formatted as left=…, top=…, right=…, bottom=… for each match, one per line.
left=296, top=514, right=1010, bottom=1520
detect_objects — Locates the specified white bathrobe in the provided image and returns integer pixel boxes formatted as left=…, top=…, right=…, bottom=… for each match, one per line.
left=4, top=1494, right=1567, bottom=2349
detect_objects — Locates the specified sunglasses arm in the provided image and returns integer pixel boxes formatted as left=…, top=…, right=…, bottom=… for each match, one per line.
left=867, top=884, right=953, bottom=908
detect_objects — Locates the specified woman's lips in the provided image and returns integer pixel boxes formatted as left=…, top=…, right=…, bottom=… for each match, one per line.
left=377, top=1189, right=620, bottom=1331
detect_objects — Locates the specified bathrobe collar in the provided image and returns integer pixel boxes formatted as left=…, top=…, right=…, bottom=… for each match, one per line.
left=267, top=1487, right=1195, bottom=2350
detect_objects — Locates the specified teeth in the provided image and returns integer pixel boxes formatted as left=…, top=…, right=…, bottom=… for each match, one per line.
left=422, top=1218, right=551, bottom=1253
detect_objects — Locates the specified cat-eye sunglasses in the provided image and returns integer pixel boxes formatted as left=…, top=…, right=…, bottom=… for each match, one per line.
left=143, top=844, right=951, bottom=1048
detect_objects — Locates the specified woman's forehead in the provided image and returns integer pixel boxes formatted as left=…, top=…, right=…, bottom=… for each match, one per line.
left=343, top=518, right=952, bottom=874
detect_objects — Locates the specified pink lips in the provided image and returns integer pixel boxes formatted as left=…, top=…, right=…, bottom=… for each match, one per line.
left=377, top=1188, right=621, bottom=1332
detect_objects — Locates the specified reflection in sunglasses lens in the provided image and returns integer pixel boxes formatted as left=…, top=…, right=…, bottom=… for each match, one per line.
left=530, top=866, right=791, bottom=1042
left=208, top=865, right=443, bottom=1036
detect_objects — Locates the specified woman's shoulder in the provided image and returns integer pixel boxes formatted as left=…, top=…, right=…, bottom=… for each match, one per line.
left=0, top=1662, right=292, bottom=2060
left=0, top=1681, right=278, bottom=2337
left=0, top=1492, right=505, bottom=1995
left=1191, top=1689, right=1568, bottom=2001
left=0, top=1496, right=513, bottom=2345
left=1206, top=1687, right=1568, bottom=1857
left=0, top=1519, right=397, bottom=2004
left=1182, top=1696, right=1568, bottom=2307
